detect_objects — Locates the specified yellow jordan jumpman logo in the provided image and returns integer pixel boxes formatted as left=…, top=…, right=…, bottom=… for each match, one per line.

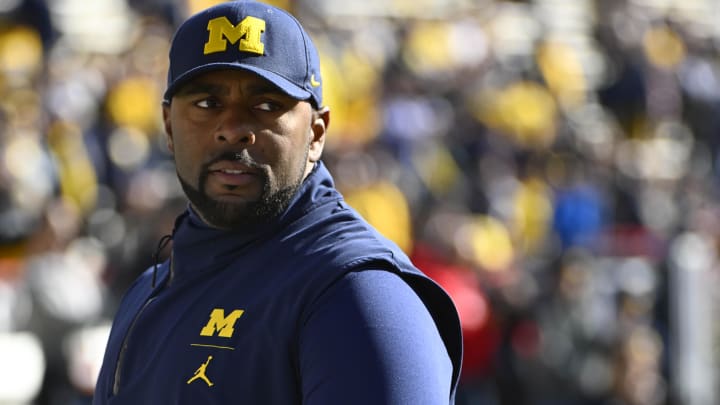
left=187, top=355, right=214, bottom=387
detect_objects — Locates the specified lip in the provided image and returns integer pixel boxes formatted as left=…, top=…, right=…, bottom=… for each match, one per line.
left=207, top=161, right=259, bottom=188
left=208, top=160, right=257, bottom=174
left=210, top=170, right=256, bottom=187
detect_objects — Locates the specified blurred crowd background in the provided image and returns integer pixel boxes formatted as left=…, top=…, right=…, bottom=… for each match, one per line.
left=1, top=0, right=719, bottom=404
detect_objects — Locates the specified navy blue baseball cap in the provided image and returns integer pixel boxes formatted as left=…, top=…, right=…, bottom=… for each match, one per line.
left=164, top=0, right=323, bottom=107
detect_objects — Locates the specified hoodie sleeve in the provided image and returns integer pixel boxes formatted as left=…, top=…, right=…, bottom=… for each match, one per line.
left=298, top=269, right=454, bottom=404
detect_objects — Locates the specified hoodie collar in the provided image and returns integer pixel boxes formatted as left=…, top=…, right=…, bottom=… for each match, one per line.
left=169, top=161, right=339, bottom=280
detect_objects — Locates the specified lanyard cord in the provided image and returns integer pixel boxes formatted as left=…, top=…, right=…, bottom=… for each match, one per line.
left=151, top=234, right=173, bottom=288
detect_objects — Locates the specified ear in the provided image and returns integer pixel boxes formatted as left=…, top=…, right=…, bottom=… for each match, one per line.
left=162, top=102, right=175, bottom=154
left=308, top=106, right=329, bottom=163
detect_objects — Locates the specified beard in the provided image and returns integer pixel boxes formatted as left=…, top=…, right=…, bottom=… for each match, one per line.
left=177, top=149, right=308, bottom=230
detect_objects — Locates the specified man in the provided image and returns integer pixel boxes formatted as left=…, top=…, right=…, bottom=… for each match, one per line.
left=93, top=1, right=462, bottom=403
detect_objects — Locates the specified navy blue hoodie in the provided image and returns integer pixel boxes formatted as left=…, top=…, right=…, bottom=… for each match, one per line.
left=93, top=162, right=463, bottom=404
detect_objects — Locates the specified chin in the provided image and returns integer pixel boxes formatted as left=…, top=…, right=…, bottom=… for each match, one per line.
left=197, top=202, right=266, bottom=229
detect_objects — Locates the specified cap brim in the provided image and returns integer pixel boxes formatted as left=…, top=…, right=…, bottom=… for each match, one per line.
left=163, top=63, right=312, bottom=103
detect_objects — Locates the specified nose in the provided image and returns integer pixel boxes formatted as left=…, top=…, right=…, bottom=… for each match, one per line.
left=214, top=110, right=256, bottom=145
left=216, top=131, right=255, bottom=145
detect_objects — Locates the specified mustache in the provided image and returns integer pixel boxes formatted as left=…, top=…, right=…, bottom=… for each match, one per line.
left=198, top=151, right=266, bottom=194
left=202, top=150, right=261, bottom=173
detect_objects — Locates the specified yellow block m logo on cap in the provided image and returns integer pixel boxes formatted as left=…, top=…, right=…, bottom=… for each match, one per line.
left=200, top=308, right=245, bottom=338
left=204, top=16, right=266, bottom=55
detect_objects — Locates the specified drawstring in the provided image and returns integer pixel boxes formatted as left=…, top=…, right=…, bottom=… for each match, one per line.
left=152, top=234, right=173, bottom=288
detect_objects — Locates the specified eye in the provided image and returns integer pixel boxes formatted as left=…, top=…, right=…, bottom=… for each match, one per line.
left=254, top=100, right=282, bottom=112
left=194, top=97, right=221, bottom=109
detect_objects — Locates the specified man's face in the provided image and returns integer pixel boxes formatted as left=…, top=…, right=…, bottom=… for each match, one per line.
left=163, top=69, right=327, bottom=229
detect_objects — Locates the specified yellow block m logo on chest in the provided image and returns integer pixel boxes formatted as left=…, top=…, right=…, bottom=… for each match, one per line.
left=200, top=308, right=245, bottom=338
left=204, top=16, right=266, bottom=55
